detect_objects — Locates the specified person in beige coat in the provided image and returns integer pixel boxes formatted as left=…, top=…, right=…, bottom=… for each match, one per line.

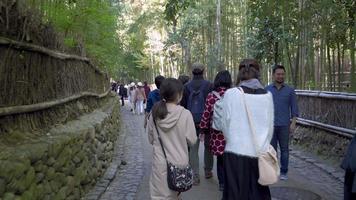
left=147, top=78, right=197, bottom=200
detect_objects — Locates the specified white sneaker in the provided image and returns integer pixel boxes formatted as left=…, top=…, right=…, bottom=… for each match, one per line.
left=280, top=174, right=288, bottom=180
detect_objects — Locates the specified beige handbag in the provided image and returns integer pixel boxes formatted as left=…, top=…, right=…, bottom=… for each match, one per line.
left=238, top=87, right=280, bottom=185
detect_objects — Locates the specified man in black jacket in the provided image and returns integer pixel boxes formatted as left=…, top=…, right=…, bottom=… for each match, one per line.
left=181, top=63, right=213, bottom=185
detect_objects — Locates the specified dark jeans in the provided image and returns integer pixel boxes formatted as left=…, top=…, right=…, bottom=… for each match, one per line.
left=120, top=96, right=125, bottom=106
left=217, top=155, right=224, bottom=185
left=344, top=169, right=356, bottom=200
left=271, top=126, right=289, bottom=174
left=204, top=133, right=214, bottom=172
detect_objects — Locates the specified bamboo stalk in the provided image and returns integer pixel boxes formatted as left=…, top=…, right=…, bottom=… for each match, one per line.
left=0, top=36, right=105, bottom=75
left=296, top=117, right=355, bottom=138
left=0, top=89, right=111, bottom=117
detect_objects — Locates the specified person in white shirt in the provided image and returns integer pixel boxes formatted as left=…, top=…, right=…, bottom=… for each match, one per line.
left=214, top=59, right=274, bottom=200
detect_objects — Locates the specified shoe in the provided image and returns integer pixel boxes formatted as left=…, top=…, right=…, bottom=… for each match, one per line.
left=205, top=171, right=213, bottom=179
left=193, top=176, right=200, bottom=185
left=280, top=174, right=288, bottom=180
left=219, top=184, right=224, bottom=191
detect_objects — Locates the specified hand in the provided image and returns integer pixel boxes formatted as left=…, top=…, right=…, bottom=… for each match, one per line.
left=199, top=134, right=205, bottom=142
left=290, top=123, right=296, bottom=134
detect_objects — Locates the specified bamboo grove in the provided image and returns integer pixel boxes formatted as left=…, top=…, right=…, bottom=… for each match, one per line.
left=10, top=0, right=356, bottom=92
left=162, top=0, right=356, bottom=91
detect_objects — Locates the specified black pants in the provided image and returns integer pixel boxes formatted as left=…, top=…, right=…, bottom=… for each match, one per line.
left=344, top=169, right=356, bottom=200
left=120, top=96, right=125, bottom=106
left=223, top=152, right=271, bottom=200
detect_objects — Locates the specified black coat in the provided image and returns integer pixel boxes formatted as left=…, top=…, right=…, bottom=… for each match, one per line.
left=341, top=136, right=356, bottom=194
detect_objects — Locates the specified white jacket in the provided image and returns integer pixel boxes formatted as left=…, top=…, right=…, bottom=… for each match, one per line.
left=214, top=87, right=274, bottom=157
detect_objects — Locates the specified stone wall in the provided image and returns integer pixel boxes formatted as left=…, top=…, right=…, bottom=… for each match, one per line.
left=0, top=95, right=120, bottom=200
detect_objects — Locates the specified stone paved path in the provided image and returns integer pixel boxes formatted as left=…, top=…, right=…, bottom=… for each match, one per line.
left=86, top=103, right=345, bottom=200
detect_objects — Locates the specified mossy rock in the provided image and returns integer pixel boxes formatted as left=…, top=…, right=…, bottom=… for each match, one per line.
left=72, top=188, right=80, bottom=200
left=46, top=167, right=56, bottom=181
left=53, top=148, right=72, bottom=171
left=24, top=143, right=48, bottom=163
left=49, top=180, right=61, bottom=192
left=73, top=167, right=87, bottom=185
left=62, top=162, right=76, bottom=176
left=42, top=181, right=52, bottom=194
left=21, top=183, right=39, bottom=200
left=65, top=176, right=76, bottom=193
left=0, top=178, right=6, bottom=197
left=0, top=160, right=29, bottom=181
left=54, top=173, right=66, bottom=187
left=22, top=167, right=36, bottom=190
left=48, top=142, right=65, bottom=159
left=53, top=187, right=67, bottom=200
left=35, top=173, right=45, bottom=183
left=47, top=157, right=56, bottom=167
left=3, top=193, right=15, bottom=200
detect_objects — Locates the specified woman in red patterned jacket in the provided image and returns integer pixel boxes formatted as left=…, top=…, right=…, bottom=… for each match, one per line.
left=199, top=70, right=232, bottom=191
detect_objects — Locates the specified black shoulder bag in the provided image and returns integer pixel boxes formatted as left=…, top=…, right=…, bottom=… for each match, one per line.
left=153, top=120, right=193, bottom=192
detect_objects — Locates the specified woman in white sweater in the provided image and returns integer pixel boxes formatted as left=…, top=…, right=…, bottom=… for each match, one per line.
left=214, top=59, right=274, bottom=200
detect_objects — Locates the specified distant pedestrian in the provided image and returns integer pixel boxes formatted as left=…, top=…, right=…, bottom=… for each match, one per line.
left=214, top=59, right=273, bottom=200
left=147, top=78, right=197, bottom=200
left=143, top=81, right=151, bottom=103
left=199, top=70, right=232, bottom=191
left=341, top=136, right=356, bottom=200
left=265, top=64, right=299, bottom=180
left=111, top=81, right=118, bottom=92
left=178, top=75, right=190, bottom=85
left=128, top=82, right=136, bottom=113
left=181, top=63, right=213, bottom=185
left=135, top=82, right=146, bottom=115
left=145, top=75, right=165, bottom=128
left=118, top=84, right=127, bottom=106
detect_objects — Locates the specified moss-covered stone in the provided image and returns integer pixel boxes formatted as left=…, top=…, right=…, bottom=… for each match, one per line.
left=48, top=142, right=65, bottom=159
left=0, top=178, right=6, bottom=197
left=53, top=187, right=67, bottom=200
left=35, top=173, right=44, bottom=183
left=46, top=167, right=56, bottom=181
left=42, top=181, right=52, bottom=194
left=65, top=176, right=76, bottom=194
left=21, top=183, right=38, bottom=200
left=0, top=96, right=120, bottom=200
left=24, top=143, right=48, bottom=163
left=23, top=167, right=35, bottom=190
left=3, top=193, right=15, bottom=200
left=49, top=180, right=61, bottom=192
left=0, top=161, right=28, bottom=181
left=54, top=173, right=66, bottom=187
left=53, top=148, right=72, bottom=171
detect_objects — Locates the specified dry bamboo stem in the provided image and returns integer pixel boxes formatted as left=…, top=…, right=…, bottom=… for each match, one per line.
left=0, top=89, right=111, bottom=117
left=0, top=36, right=105, bottom=75
left=296, top=90, right=356, bottom=101
left=296, top=117, right=355, bottom=138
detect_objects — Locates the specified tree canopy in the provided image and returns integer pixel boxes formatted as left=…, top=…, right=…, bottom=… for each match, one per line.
left=22, top=0, right=355, bottom=91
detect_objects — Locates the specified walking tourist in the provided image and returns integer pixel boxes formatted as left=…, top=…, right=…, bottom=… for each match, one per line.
left=180, top=63, right=213, bottom=185
left=214, top=59, right=274, bottom=200
left=145, top=75, right=165, bottom=128
left=135, top=82, right=146, bottom=115
left=199, top=70, right=232, bottom=191
left=147, top=78, right=197, bottom=200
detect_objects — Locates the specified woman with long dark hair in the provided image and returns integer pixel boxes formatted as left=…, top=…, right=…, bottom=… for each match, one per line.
left=214, top=59, right=274, bottom=200
left=147, top=78, right=197, bottom=199
left=199, top=70, right=232, bottom=191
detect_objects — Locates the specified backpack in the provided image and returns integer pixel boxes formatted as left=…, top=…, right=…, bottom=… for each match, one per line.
left=187, top=81, right=209, bottom=123
left=212, top=91, right=224, bottom=131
